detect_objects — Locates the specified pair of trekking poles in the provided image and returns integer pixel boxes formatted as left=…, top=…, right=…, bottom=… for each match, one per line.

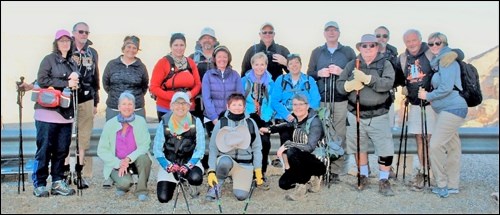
left=394, top=84, right=431, bottom=188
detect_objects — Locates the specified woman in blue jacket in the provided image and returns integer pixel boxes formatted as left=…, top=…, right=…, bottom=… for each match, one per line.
left=271, top=54, right=320, bottom=145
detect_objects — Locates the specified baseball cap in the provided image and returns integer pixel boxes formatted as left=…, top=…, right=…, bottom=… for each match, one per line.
left=324, top=21, right=339, bottom=31
left=260, top=22, right=274, bottom=31
left=55, top=29, right=71, bottom=40
left=170, top=91, right=191, bottom=106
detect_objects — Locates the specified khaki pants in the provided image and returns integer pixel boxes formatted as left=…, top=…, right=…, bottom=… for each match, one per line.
left=429, top=111, right=464, bottom=189
left=110, top=154, right=152, bottom=196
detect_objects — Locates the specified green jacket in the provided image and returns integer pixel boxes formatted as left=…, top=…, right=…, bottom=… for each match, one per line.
left=97, top=115, right=151, bottom=179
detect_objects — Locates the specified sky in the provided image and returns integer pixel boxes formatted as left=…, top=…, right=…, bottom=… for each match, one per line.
left=1, top=1, right=499, bottom=124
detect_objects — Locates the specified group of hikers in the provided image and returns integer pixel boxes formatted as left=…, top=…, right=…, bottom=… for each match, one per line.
left=18, top=20, right=468, bottom=204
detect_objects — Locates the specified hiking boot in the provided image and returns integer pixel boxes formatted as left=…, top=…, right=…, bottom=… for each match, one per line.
left=188, top=185, right=200, bottom=198
left=257, top=177, right=270, bottom=191
left=103, top=178, right=113, bottom=188
left=33, top=186, right=49, bottom=197
left=205, top=184, right=222, bottom=202
left=379, top=179, right=395, bottom=196
left=308, top=175, right=322, bottom=193
left=389, top=167, right=397, bottom=179
left=432, top=186, right=449, bottom=198
left=51, top=180, right=75, bottom=196
left=357, top=175, right=369, bottom=191
left=285, top=183, right=307, bottom=201
left=330, top=173, right=340, bottom=184
left=411, top=172, right=425, bottom=191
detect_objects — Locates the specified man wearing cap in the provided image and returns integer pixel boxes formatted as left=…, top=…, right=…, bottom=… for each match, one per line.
left=306, top=21, right=356, bottom=182
left=62, top=21, right=100, bottom=189
left=153, top=91, right=206, bottom=203
left=189, top=27, right=219, bottom=120
left=241, top=22, right=290, bottom=81
left=337, top=34, right=395, bottom=196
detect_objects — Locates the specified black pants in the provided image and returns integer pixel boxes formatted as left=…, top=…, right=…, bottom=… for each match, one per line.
left=261, top=133, right=271, bottom=174
left=278, top=148, right=326, bottom=190
left=156, top=166, right=203, bottom=203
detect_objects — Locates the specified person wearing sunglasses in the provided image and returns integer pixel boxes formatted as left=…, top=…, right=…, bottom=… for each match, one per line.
left=417, top=32, right=467, bottom=198
left=241, top=22, right=290, bottom=81
left=61, top=21, right=100, bottom=189
left=306, top=21, right=356, bottom=183
left=338, top=34, right=396, bottom=197
left=397, top=29, right=464, bottom=192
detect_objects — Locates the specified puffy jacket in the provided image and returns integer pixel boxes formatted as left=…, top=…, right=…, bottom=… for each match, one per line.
left=202, top=67, right=244, bottom=121
left=102, top=56, right=149, bottom=109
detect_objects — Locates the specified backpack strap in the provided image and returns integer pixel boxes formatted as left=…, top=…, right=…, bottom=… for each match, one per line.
left=244, top=78, right=252, bottom=98
left=162, top=112, right=197, bottom=138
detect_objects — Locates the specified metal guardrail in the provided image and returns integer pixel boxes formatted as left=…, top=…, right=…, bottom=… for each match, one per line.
left=1, top=127, right=498, bottom=159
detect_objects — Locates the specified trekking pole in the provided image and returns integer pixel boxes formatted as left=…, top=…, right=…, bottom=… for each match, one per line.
left=396, top=98, right=409, bottom=179
left=72, top=88, right=83, bottom=196
left=402, top=99, right=410, bottom=181
left=419, top=86, right=429, bottom=188
left=323, top=77, right=331, bottom=188
left=422, top=99, right=431, bottom=187
left=16, top=76, right=26, bottom=194
left=355, top=59, right=361, bottom=189
left=172, top=178, right=181, bottom=214
left=214, top=183, right=223, bottom=213
left=242, top=180, right=257, bottom=214
left=178, top=176, right=192, bottom=214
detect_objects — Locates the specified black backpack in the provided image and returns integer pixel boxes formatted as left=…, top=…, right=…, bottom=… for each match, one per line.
left=454, top=61, right=482, bottom=107
left=160, top=55, right=193, bottom=91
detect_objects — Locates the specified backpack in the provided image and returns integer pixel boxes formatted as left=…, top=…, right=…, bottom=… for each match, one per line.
left=219, top=116, right=256, bottom=144
left=454, top=61, right=482, bottom=107
left=161, top=112, right=197, bottom=164
left=280, top=75, right=310, bottom=93
left=307, top=112, right=344, bottom=161
left=160, top=55, right=193, bottom=91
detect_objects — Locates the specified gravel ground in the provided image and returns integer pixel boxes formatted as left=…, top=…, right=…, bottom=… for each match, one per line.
left=1, top=154, right=498, bottom=214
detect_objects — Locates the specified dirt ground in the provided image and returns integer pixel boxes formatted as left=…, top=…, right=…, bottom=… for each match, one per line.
left=1, top=154, right=499, bottom=214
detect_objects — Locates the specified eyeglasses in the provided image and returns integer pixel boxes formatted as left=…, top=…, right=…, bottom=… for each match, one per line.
left=261, top=31, right=274, bottom=35
left=428, top=41, right=442, bottom=47
left=376, top=34, right=389, bottom=39
left=58, top=39, right=71, bottom=43
left=77, top=30, right=90, bottom=35
left=360, top=44, right=377, bottom=49
left=173, top=101, right=190, bottom=106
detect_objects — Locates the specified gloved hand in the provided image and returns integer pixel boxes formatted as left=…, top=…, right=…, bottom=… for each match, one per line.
left=401, top=86, right=408, bottom=96
left=353, top=69, right=371, bottom=84
left=344, top=80, right=364, bottom=92
left=207, top=170, right=218, bottom=187
left=179, top=163, right=193, bottom=177
left=439, top=51, right=458, bottom=67
left=166, top=163, right=180, bottom=173
left=283, top=140, right=295, bottom=149
left=254, top=168, right=264, bottom=186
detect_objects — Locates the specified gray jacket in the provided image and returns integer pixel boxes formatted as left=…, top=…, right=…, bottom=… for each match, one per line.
left=208, top=111, right=262, bottom=171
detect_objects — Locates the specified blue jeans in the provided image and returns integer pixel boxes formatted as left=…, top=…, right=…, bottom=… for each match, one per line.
left=32, top=120, right=72, bottom=188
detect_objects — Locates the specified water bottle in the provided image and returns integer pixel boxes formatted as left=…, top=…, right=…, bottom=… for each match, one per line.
left=31, top=82, right=40, bottom=102
left=60, top=87, right=71, bottom=108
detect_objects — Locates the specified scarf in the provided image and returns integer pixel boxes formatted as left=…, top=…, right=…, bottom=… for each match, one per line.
left=168, top=112, right=193, bottom=135
left=117, top=113, right=135, bottom=123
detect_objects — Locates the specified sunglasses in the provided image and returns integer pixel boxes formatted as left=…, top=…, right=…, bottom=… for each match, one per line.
left=428, top=41, right=442, bottom=47
left=261, top=31, right=274, bottom=35
left=376, top=34, right=388, bottom=39
left=360, top=43, right=377, bottom=49
left=77, top=30, right=90, bottom=35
